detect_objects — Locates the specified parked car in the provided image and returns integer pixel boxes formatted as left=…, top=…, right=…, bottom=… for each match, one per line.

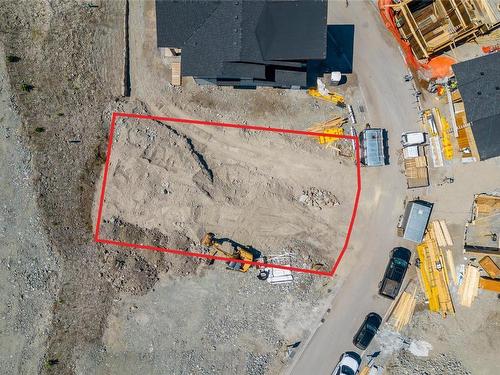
left=401, top=131, right=426, bottom=147
left=353, top=312, right=382, bottom=350
left=331, top=352, right=361, bottom=375
left=379, top=247, right=412, bottom=299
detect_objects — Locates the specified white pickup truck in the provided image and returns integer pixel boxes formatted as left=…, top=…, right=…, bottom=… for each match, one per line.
left=401, top=131, right=426, bottom=147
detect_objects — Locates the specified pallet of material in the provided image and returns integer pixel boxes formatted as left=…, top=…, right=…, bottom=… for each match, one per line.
left=404, top=155, right=429, bottom=188
left=479, top=277, right=500, bottom=292
left=479, top=256, right=500, bottom=278
left=458, top=264, right=480, bottom=307
left=171, top=61, right=181, bottom=86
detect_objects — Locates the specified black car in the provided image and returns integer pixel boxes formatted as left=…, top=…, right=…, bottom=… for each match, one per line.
left=378, top=247, right=412, bottom=299
left=353, top=312, right=382, bottom=350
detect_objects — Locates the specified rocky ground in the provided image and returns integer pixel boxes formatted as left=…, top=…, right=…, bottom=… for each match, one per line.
left=0, top=41, right=59, bottom=375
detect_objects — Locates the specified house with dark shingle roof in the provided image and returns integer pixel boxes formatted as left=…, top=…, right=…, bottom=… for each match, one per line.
left=452, top=52, right=500, bottom=161
left=155, top=0, right=328, bottom=88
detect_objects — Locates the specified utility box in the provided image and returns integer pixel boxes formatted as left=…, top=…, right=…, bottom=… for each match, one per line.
left=398, top=200, right=433, bottom=243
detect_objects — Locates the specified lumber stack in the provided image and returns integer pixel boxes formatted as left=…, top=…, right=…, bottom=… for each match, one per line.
left=432, top=220, right=454, bottom=247
left=404, top=159, right=428, bottom=176
left=477, top=255, right=500, bottom=293
left=388, top=281, right=417, bottom=331
left=404, top=154, right=429, bottom=188
left=479, top=277, right=500, bottom=292
left=171, top=61, right=181, bottom=86
left=479, top=256, right=500, bottom=278
left=307, top=117, right=347, bottom=146
left=458, top=265, right=480, bottom=307
left=307, top=116, right=347, bottom=133
left=431, top=220, right=457, bottom=285
left=416, top=227, right=455, bottom=317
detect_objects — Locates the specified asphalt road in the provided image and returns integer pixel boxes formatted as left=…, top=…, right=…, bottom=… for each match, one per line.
left=286, top=2, right=421, bottom=374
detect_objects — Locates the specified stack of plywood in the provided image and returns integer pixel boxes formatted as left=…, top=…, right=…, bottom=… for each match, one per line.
left=404, top=155, right=429, bottom=188
left=388, top=281, right=418, bottom=331
left=171, top=61, right=181, bottom=86
left=458, top=264, right=480, bottom=307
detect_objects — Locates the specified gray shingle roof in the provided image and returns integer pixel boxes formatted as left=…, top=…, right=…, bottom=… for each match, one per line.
left=155, top=0, right=327, bottom=87
left=453, top=53, right=500, bottom=160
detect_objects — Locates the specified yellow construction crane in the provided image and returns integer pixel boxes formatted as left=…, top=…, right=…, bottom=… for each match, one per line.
left=307, top=88, right=346, bottom=108
left=201, top=232, right=254, bottom=272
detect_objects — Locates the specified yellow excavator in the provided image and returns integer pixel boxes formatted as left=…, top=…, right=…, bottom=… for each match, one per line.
left=201, top=232, right=254, bottom=272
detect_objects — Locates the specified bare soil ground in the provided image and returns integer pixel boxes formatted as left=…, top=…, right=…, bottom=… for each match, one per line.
left=97, top=115, right=356, bottom=268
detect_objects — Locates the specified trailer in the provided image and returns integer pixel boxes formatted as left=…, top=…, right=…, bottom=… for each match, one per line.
left=398, top=200, right=433, bottom=243
left=359, top=128, right=387, bottom=167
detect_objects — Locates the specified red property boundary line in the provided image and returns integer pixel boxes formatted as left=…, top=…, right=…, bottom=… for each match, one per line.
left=94, top=112, right=362, bottom=277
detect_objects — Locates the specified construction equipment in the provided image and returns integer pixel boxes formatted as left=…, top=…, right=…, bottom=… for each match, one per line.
left=201, top=232, right=254, bottom=272
left=307, top=88, right=346, bottom=108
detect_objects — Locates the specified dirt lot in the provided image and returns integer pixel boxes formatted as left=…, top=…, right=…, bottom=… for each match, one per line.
left=97, top=115, right=356, bottom=268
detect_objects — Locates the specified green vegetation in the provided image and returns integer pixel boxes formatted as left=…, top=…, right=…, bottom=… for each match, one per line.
left=21, top=83, right=34, bottom=92
left=35, top=127, right=45, bottom=133
left=45, top=358, right=59, bottom=368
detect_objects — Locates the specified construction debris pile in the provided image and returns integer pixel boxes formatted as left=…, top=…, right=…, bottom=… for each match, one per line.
left=299, top=187, right=340, bottom=210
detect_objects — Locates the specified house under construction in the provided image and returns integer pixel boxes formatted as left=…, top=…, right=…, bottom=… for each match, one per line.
left=464, top=194, right=500, bottom=257
left=451, top=52, right=500, bottom=162
left=390, top=0, right=500, bottom=60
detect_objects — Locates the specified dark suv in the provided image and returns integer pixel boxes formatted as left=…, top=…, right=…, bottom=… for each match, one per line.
left=353, top=312, right=382, bottom=350
left=379, top=247, right=412, bottom=299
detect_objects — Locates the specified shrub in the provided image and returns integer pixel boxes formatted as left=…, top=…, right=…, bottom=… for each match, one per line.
left=21, top=83, right=34, bottom=92
left=6, top=55, right=20, bottom=63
